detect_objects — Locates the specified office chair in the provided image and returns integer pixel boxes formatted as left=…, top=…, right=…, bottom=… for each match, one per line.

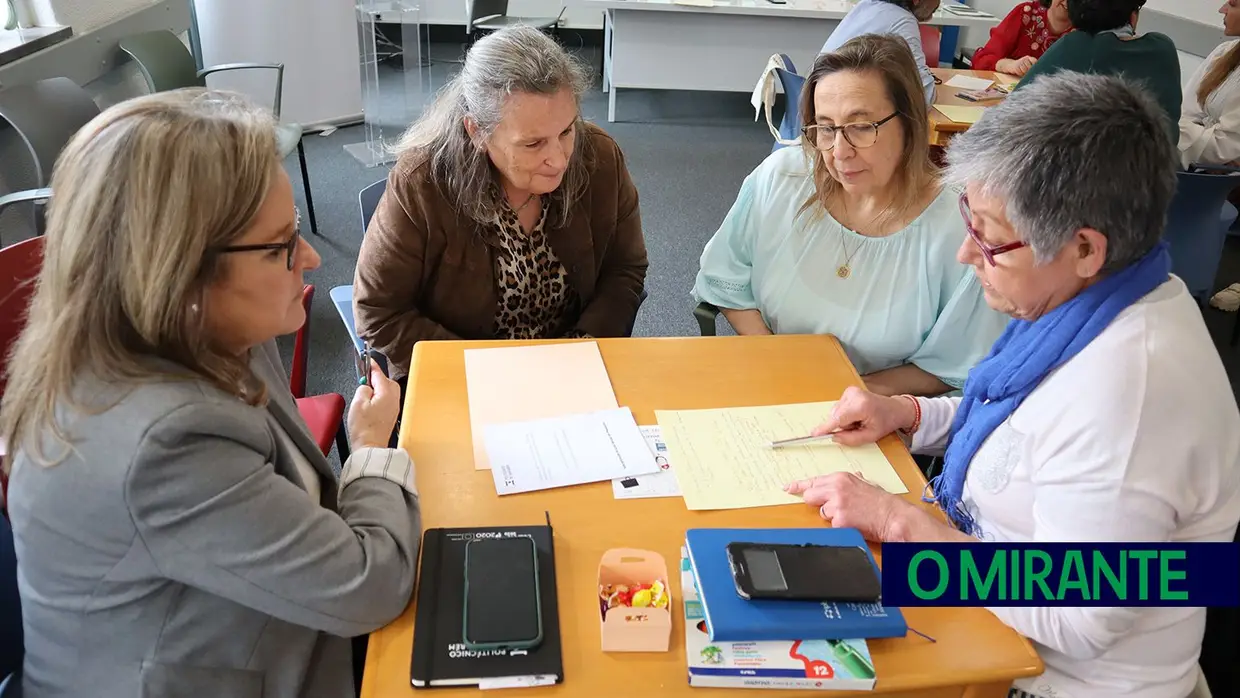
left=466, top=0, right=563, bottom=43
left=771, top=54, right=805, bottom=154
left=1161, top=167, right=1240, bottom=310
left=0, top=189, right=51, bottom=246
left=329, top=180, right=387, bottom=357
left=290, top=284, right=349, bottom=461
left=119, top=30, right=319, bottom=237
left=0, top=78, right=98, bottom=236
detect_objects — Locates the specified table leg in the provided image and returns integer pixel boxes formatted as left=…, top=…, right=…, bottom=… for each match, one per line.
left=608, top=84, right=618, bottom=122
left=602, top=9, right=612, bottom=94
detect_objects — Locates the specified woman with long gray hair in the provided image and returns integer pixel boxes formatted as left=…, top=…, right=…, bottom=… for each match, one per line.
left=787, top=73, right=1239, bottom=698
left=353, top=26, right=648, bottom=384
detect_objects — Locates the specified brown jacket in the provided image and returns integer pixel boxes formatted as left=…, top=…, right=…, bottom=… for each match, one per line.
left=353, top=124, right=649, bottom=379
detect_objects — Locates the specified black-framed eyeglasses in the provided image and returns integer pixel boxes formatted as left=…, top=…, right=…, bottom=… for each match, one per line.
left=959, top=193, right=1028, bottom=266
left=801, top=113, right=899, bottom=151
left=216, top=207, right=302, bottom=271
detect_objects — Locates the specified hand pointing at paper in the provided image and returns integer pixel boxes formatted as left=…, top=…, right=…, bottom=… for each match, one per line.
left=784, top=472, right=917, bottom=542
left=808, top=387, right=918, bottom=447
left=785, top=387, right=948, bottom=543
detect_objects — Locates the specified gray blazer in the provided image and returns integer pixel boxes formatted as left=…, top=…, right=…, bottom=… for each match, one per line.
left=6, top=341, right=421, bottom=698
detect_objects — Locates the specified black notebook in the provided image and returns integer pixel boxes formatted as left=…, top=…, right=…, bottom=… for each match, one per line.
left=410, top=524, right=564, bottom=688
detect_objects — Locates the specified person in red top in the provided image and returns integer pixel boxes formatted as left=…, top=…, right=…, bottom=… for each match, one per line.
left=971, top=0, right=1072, bottom=76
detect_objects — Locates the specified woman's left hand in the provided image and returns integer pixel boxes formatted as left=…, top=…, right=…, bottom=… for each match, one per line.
left=784, top=472, right=924, bottom=542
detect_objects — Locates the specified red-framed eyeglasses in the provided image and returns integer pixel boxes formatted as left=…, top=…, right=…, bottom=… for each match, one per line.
left=959, top=192, right=1027, bottom=266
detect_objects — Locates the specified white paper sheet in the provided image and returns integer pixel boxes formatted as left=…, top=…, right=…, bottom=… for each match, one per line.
left=945, top=74, right=996, bottom=91
left=485, top=408, right=660, bottom=496
left=612, top=426, right=683, bottom=500
left=479, top=675, right=558, bottom=690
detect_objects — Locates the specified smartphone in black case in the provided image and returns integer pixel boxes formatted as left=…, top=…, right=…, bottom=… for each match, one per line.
left=726, top=542, right=881, bottom=602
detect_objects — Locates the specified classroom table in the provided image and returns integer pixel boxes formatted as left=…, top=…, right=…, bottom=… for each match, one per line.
left=929, top=68, right=1010, bottom=147
left=360, top=335, right=1044, bottom=698
left=571, top=0, right=1001, bottom=122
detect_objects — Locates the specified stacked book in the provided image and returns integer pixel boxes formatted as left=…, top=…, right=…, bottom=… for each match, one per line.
left=680, top=528, right=908, bottom=691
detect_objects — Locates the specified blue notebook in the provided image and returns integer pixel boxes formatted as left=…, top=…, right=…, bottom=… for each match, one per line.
left=685, top=528, right=907, bottom=643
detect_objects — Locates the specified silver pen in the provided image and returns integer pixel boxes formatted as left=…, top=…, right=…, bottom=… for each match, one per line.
left=769, top=431, right=841, bottom=449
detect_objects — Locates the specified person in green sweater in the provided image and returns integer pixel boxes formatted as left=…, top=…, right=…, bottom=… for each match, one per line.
left=1015, top=0, right=1181, bottom=142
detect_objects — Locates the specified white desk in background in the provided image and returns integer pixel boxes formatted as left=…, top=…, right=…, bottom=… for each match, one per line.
left=576, top=0, right=1000, bottom=122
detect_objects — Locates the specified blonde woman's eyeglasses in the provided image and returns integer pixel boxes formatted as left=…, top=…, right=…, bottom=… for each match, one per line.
left=216, top=207, right=302, bottom=271
left=801, top=113, right=899, bottom=151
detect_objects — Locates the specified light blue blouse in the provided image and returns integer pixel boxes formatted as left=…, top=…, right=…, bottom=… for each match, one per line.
left=691, top=147, right=1008, bottom=389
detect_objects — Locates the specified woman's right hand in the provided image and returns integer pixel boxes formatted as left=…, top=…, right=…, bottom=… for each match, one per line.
left=811, top=386, right=917, bottom=446
left=347, top=367, right=401, bottom=450
left=995, top=56, right=1036, bottom=76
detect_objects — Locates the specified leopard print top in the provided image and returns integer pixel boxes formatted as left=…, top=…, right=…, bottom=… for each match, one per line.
left=491, top=201, right=583, bottom=339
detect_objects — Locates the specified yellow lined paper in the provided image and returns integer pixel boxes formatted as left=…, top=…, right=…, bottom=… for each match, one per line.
left=655, top=402, right=907, bottom=511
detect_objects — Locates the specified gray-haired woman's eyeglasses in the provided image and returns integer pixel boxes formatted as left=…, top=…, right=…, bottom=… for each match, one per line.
left=801, top=113, right=899, bottom=151
left=216, top=207, right=302, bottom=271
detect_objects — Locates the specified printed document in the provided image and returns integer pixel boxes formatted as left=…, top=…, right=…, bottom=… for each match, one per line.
left=612, top=426, right=682, bottom=500
left=486, top=408, right=660, bottom=495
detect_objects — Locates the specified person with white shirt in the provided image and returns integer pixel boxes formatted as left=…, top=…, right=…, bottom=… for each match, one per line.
left=1180, top=1, right=1240, bottom=169
left=1184, top=3, right=1240, bottom=314
left=786, top=73, right=1240, bottom=698
left=821, top=0, right=941, bottom=105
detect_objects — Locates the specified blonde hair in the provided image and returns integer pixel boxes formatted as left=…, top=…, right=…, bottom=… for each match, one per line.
left=1, top=88, right=280, bottom=472
left=798, top=33, right=939, bottom=229
left=392, top=25, right=593, bottom=229
left=1198, top=42, right=1240, bottom=108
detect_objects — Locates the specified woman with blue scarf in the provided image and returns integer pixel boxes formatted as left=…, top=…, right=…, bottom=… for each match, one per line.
left=786, top=73, right=1240, bottom=698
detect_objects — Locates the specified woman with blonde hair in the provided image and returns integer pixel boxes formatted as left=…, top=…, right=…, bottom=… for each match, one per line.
left=1, top=89, right=420, bottom=698
left=1181, top=1, right=1240, bottom=168
left=693, top=33, right=1006, bottom=397
left=1187, top=2, right=1240, bottom=312
left=353, top=25, right=649, bottom=386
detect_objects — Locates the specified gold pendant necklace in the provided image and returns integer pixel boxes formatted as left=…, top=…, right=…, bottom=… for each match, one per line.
left=834, top=202, right=891, bottom=280
left=837, top=234, right=861, bottom=279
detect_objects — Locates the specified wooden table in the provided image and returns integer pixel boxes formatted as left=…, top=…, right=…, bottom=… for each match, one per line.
left=361, top=335, right=1043, bottom=698
left=928, top=68, right=1011, bottom=147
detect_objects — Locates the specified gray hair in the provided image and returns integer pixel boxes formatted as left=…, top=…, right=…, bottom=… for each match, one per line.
left=944, top=72, right=1176, bottom=273
left=393, top=26, right=593, bottom=229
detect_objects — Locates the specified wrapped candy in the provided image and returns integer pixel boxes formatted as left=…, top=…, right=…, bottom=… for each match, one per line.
left=599, top=579, right=669, bottom=618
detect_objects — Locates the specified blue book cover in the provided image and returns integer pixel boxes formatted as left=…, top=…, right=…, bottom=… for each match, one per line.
left=685, top=528, right=907, bottom=643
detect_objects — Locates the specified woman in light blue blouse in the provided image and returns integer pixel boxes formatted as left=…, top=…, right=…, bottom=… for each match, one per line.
left=693, top=34, right=1006, bottom=397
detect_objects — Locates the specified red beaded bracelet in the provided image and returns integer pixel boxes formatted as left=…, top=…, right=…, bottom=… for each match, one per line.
left=897, top=394, right=921, bottom=436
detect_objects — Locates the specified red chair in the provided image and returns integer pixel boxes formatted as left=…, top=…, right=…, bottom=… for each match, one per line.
left=920, top=25, right=942, bottom=68
left=0, top=237, right=45, bottom=503
left=291, top=285, right=349, bottom=461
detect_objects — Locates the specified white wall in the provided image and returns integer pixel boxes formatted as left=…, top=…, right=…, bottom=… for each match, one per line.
left=192, top=0, right=362, bottom=127
left=1146, top=0, right=1221, bottom=26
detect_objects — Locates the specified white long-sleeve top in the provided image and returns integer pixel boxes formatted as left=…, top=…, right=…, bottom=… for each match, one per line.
left=910, top=276, right=1240, bottom=698
left=1180, top=40, right=1240, bottom=168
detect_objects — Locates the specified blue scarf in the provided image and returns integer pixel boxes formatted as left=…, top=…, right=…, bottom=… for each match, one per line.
left=925, top=242, right=1172, bottom=535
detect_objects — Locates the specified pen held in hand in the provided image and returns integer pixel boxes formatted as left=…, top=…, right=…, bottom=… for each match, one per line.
left=768, top=430, right=842, bottom=449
